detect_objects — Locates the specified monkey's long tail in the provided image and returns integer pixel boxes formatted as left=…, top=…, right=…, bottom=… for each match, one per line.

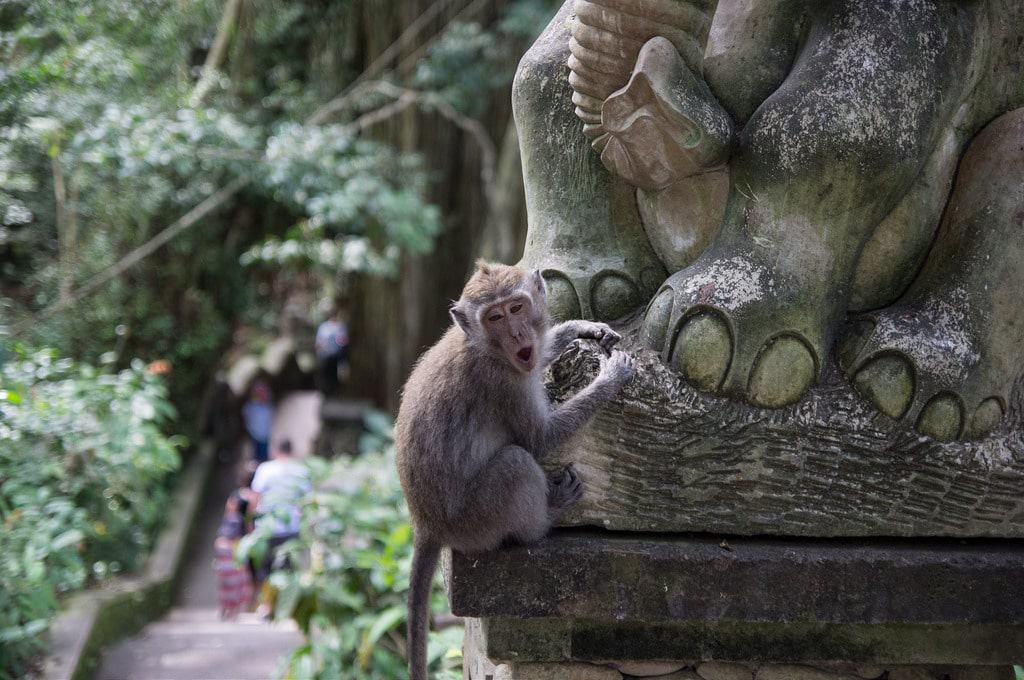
left=408, top=538, right=441, bottom=680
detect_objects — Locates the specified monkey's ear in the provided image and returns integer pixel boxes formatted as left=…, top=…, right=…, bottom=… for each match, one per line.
left=530, top=270, right=547, bottom=298
left=450, top=302, right=473, bottom=335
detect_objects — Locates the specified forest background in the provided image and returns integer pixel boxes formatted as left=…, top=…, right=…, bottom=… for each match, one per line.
left=0, top=1, right=554, bottom=677
left=1, top=0, right=551, bottom=419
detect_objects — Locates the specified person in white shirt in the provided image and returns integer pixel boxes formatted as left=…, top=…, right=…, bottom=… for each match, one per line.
left=250, top=439, right=311, bottom=592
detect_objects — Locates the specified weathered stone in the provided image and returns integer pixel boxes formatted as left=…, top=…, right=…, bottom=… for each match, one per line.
left=945, top=668, right=1016, bottom=680
left=755, top=665, right=861, bottom=680
left=696, top=662, right=754, bottom=680
left=631, top=673, right=700, bottom=680
left=612, top=661, right=688, bottom=676
left=885, top=670, right=937, bottom=680
left=496, top=662, right=622, bottom=680
left=465, top=618, right=499, bottom=680
left=451, top=530, right=1024, bottom=625
left=471, top=615, right=1024, bottom=666
left=546, top=337, right=1024, bottom=537
left=517, top=0, right=1024, bottom=440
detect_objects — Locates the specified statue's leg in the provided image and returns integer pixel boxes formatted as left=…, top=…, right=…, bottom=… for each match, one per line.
left=514, top=1, right=666, bottom=322
left=640, top=0, right=976, bottom=407
left=841, top=108, right=1024, bottom=441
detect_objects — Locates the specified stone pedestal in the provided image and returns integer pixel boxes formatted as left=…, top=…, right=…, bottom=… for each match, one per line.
left=448, top=530, right=1023, bottom=680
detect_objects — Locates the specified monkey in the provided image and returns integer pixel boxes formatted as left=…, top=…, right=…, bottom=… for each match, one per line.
left=395, top=260, right=635, bottom=680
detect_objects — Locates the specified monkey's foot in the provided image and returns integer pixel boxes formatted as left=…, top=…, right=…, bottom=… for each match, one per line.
left=841, top=291, right=1017, bottom=442
left=522, top=255, right=665, bottom=323
left=640, top=253, right=829, bottom=408
left=547, top=465, right=583, bottom=510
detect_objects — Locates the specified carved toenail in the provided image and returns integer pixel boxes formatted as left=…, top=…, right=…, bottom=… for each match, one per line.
left=852, top=352, right=915, bottom=419
left=640, top=288, right=674, bottom=351
left=748, top=334, right=816, bottom=408
left=916, top=392, right=965, bottom=441
left=968, top=397, right=1004, bottom=439
left=591, top=273, right=641, bottom=321
left=670, top=311, right=731, bottom=392
left=542, top=272, right=581, bottom=322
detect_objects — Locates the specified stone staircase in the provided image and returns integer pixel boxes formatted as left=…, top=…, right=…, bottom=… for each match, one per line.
left=96, top=609, right=301, bottom=680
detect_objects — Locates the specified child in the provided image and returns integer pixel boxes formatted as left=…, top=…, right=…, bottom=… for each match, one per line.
left=213, top=494, right=253, bottom=620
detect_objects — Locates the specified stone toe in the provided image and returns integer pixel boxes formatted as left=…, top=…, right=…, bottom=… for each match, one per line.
left=670, top=311, right=732, bottom=392
left=916, top=392, right=965, bottom=441
left=967, top=397, right=1004, bottom=439
left=542, top=273, right=581, bottom=322
left=591, top=272, right=641, bottom=321
left=747, top=334, right=816, bottom=408
left=851, top=353, right=916, bottom=419
left=640, top=287, right=674, bottom=351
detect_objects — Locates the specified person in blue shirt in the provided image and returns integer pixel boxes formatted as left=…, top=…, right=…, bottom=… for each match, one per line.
left=241, top=381, right=273, bottom=463
left=315, top=307, right=349, bottom=395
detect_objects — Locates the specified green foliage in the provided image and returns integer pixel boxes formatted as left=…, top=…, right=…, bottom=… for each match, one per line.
left=242, top=123, right=441, bottom=277
left=413, top=0, right=558, bottom=117
left=0, top=346, right=182, bottom=680
left=414, top=22, right=505, bottom=116
left=240, top=414, right=460, bottom=680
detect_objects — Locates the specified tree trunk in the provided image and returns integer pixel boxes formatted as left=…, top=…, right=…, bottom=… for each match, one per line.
left=322, top=0, right=529, bottom=409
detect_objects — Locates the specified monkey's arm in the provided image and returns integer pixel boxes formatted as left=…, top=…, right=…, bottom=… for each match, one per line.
left=536, top=351, right=633, bottom=456
left=543, top=321, right=620, bottom=366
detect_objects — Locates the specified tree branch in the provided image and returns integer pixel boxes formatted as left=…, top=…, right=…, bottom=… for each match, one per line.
left=359, top=82, right=497, bottom=209
left=189, top=0, right=243, bottom=108
left=12, top=176, right=250, bottom=332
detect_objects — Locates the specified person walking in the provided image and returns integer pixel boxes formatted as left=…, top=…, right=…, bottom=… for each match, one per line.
left=314, top=308, right=349, bottom=395
left=213, top=494, right=254, bottom=620
left=250, top=439, right=311, bottom=616
left=242, top=381, right=274, bottom=463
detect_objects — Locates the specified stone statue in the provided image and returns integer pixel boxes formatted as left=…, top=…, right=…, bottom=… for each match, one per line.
left=514, top=0, right=1024, bottom=443
left=452, top=6, right=1024, bottom=677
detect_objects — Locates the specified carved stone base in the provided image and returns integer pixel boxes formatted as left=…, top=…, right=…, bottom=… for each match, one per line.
left=451, top=531, right=1023, bottom=678
left=546, top=325, right=1024, bottom=538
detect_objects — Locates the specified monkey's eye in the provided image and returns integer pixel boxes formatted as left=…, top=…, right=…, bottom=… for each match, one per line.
left=509, top=303, right=523, bottom=314
left=487, top=313, right=503, bottom=322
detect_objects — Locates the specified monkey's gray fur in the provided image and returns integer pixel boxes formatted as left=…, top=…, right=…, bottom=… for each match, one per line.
left=395, top=261, right=634, bottom=680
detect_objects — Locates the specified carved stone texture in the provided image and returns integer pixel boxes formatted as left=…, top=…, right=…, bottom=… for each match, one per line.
left=569, top=0, right=733, bottom=191
left=516, top=0, right=1024, bottom=439
left=448, top=531, right=1024, bottom=626
left=446, top=531, right=1024, bottom=665
left=546, top=335, right=1024, bottom=537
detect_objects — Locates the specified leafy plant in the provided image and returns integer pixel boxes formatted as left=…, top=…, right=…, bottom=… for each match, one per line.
left=0, top=345, right=182, bottom=680
left=243, top=413, right=461, bottom=680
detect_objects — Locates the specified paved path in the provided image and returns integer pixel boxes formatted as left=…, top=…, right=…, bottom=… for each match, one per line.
left=96, top=391, right=322, bottom=680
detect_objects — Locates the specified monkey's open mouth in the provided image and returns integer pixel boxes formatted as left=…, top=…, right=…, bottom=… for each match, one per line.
left=516, top=347, right=533, bottom=363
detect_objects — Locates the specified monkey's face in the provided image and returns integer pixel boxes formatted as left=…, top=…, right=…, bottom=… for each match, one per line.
left=483, top=293, right=540, bottom=373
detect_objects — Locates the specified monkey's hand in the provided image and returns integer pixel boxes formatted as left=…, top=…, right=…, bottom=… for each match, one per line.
left=579, top=322, right=621, bottom=355
left=597, top=349, right=636, bottom=390
left=546, top=320, right=622, bottom=366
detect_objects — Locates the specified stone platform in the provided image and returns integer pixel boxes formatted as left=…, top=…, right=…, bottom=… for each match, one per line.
left=447, top=530, right=1024, bottom=678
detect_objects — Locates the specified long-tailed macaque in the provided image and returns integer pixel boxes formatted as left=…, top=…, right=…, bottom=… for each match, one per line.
left=395, top=260, right=634, bottom=680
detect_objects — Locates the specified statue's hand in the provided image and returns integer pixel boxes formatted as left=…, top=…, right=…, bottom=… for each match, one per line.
left=598, top=37, right=735, bottom=192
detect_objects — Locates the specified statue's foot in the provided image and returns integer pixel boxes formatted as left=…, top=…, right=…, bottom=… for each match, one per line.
left=841, top=109, right=1024, bottom=441
left=526, top=255, right=664, bottom=323
left=640, top=252, right=828, bottom=408
left=514, top=2, right=666, bottom=324
left=839, top=294, right=1012, bottom=441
